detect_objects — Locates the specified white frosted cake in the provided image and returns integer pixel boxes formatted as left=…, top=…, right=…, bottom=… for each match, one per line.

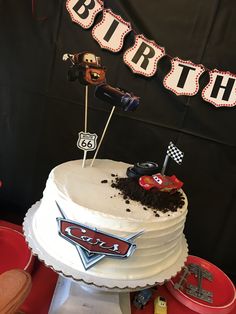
left=25, top=159, right=188, bottom=289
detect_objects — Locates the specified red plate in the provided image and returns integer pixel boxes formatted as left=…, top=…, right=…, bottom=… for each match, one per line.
left=0, top=226, right=35, bottom=274
left=166, top=255, right=236, bottom=314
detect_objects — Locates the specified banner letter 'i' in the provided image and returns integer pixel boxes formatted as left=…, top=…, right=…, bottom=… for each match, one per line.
left=92, top=9, right=131, bottom=52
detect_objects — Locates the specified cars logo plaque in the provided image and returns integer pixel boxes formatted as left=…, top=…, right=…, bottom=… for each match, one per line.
left=56, top=202, right=143, bottom=270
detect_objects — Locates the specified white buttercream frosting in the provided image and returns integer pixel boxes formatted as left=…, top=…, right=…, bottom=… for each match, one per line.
left=33, top=159, right=188, bottom=282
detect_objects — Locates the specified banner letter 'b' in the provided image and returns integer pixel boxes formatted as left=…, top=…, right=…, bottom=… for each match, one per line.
left=73, top=0, right=95, bottom=19
left=66, top=0, right=103, bottom=29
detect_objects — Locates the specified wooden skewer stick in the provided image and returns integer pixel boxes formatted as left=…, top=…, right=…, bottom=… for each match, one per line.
left=82, top=151, right=87, bottom=169
left=82, top=85, right=89, bottom=168
left=90, top=106, right=115, bottom=167
left=161, top=154, right=169, bottom=175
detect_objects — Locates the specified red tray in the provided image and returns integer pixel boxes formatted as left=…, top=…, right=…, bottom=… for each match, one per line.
left=166, top=255, right=236, bottom=314
left=0, top=220, right=58, bottom=314
left=0, top=226, right=35, bottom=274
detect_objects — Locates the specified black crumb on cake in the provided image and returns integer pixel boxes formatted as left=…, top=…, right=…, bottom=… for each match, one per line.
left=101, top=179, right=108, bottom=183
left=111, top=177, right=185, bottom=213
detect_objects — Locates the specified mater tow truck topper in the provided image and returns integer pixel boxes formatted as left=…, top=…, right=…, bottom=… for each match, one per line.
left=63, top=52, right=106, bottom=85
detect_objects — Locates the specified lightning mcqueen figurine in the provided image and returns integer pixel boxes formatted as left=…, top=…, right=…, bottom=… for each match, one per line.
left=139, top=173, right=183, bottom=192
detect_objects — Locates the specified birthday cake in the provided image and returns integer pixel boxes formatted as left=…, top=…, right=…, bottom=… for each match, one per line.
left=27, top=158, right=188, bottom=288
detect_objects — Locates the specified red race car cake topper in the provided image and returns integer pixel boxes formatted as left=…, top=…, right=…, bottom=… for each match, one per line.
left=139, top=173, right=183, bottom=192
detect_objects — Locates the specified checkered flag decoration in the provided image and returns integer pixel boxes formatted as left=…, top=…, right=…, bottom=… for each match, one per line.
left=167, top=142, right=184, bottom=165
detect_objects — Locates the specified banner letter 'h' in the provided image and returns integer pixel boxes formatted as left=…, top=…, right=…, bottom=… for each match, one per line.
left=202, top=69, right=236, bottom=107
left=210, top=75, right=235, bottom=101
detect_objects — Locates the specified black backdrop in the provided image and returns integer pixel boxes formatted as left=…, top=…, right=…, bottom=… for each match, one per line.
left=0, top=0, right=236, bottom=283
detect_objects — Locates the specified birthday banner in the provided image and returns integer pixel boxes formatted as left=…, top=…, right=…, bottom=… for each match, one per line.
left=66, top=0, right=236, bottom=108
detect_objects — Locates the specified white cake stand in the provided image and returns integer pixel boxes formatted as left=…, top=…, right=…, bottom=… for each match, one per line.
left=23, top=202, right=188, bottom=314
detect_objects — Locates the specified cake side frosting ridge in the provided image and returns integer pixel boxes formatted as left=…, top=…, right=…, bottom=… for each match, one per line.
left=32, top=159, right=188, bottom=282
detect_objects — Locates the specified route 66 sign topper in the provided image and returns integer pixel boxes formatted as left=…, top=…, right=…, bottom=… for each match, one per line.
left=77, top=131, right=98, bottom=152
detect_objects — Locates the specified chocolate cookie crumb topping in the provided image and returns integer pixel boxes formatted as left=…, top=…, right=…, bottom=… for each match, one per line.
left=112, top=177, right=185, bottom=213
